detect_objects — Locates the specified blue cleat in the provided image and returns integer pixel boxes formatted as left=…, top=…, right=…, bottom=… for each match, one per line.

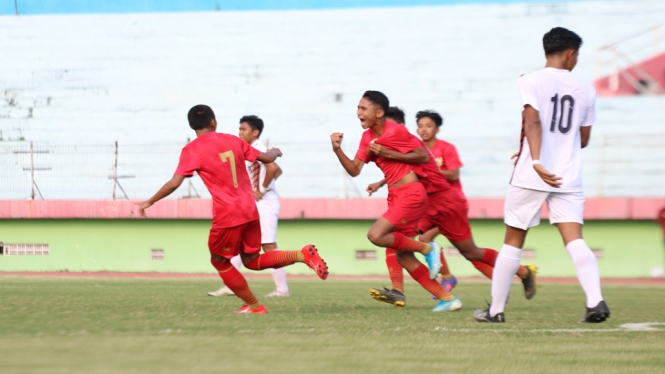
left=432, top=297, right=462, bottom=312
left=432, top=275, right=458, bottom=299
left=424, top=242, right=442, bottom=279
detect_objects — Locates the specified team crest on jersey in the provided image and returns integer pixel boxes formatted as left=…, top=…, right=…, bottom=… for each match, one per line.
left=435, top=157, right=443, bottom=167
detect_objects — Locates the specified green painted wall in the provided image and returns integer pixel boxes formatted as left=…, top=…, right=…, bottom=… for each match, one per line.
left=0, top=219, right=663, bottom=277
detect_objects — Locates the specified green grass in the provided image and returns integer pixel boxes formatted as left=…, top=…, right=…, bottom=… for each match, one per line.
left=0, top=277, right=664, bottom=373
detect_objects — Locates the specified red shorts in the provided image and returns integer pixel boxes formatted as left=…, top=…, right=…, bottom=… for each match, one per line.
left=418, top=188, right=472, bottom=243
left=208, top=219, right=262, bottom=259
left=383, top=182, right=428, bottom=237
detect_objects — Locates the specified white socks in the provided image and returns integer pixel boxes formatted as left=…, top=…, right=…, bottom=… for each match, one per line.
left=565, top=239, right=603, bottom=308
left=230, top=255, right=242, bottom=272
left=228, top=252, right=289, bottom=294
left=490, top=244, right=522, bottom=317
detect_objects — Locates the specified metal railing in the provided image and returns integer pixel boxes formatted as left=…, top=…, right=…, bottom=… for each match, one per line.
left=1, top=134, right=664, bottom=200
left=595, top=24, right=665, bottom=95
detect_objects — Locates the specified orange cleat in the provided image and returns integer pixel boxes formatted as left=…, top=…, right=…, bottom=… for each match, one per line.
left=235, top=304, right=268, bottom=314
left=301, top=244, right=329, bottom=280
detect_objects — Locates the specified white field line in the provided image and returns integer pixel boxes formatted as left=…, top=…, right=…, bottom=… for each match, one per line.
left=433, top=322, right=665, bottom=333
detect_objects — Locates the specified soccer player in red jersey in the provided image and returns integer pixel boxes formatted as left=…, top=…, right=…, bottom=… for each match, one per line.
left=331, top=91, right=462, bottom=312
left=367, top=108, right=536, bottom=307
left=137, top=105, right=328, bottom=314
left=416, top=110, right=491, bottom=290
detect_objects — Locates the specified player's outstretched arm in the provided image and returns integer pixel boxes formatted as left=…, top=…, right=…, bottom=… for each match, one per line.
left=524, top=105, right=561, bottom=188
left=331, top=132, right=364, bottom=177
left=136, top=174, right=186, bottom=217
left=368, top=143, right=429, bottom=164
left=367, top=179, right=387, bottom=196
left=257, top=148, right=283, bottom=164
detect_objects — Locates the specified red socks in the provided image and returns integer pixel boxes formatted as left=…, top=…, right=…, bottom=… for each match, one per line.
left=439, top=251, right=451, bottom=277
left=385, top=248, right=404, bottom=292
left=211, top=259, right=258, bottom=306
left=243, top=251, right=300, bottom=271
left=482, top=248, right=498, bottom=267
left=472, top=261, right=494, bottom=279
left=407, top=264, right=453, bottom=301
left=393, top=232, right=427, bottom=253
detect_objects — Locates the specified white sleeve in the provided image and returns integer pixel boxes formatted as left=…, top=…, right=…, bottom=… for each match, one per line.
left=517, top=75, right=540, bottom=111
left=253, top=141, right=267, bottom=153
left=581, top=86, right=596, bottom=127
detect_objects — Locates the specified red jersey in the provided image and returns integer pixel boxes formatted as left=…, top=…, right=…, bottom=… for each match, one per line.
left=355, top=120, right=421, bottom=186
left=413, top=140, right=451, bottom=194
left=175, top=132, right=261, bottom=228
left=659, top=207, right=665, bottom=237
left=429, top=139, right=463, bottom=192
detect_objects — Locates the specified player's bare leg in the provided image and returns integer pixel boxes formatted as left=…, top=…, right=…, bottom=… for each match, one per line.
left=556, top=222, right=608, bottom=322
left=262, top=242, right=290, bottom=297
left=367, top=218, right=441, bottom=278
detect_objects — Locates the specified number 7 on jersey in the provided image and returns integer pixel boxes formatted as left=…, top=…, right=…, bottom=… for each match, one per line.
left=220, top=151, right=238, bottom=188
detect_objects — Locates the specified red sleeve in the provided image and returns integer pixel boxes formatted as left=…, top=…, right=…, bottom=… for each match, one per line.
left=241, top=138, right=260, bottom=162
left=377, top=125, right=421, bottom=154
left=354, top=135, right=371, bottom=163
left=174, top=147, right=200, bottom=177
left=442, top=143, right=463, bottom=170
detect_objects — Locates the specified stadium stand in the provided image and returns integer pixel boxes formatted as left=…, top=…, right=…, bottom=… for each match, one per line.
left=1, top=0, right=664, bottom=200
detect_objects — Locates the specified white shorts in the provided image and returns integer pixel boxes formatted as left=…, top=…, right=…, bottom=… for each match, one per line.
left=504, top=185, right=585, bottom=230
left=257, top=198, right=280, bottom=244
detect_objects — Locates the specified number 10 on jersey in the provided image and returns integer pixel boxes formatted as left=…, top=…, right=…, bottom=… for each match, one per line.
left=550, top=94, right=575, bottom=134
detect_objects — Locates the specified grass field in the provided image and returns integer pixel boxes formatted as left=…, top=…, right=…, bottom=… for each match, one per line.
left=1, top=277, right=664, bottom=374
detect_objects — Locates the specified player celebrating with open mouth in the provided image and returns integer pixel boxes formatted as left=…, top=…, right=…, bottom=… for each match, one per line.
left=331, top=91, right=461, bottom=312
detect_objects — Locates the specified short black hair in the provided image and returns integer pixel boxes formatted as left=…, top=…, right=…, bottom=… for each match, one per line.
left=385, top=107, right=406, bottom=124
left=543, top=27, right=582, bottom=55
left=415, top=110, right=443, bottom=127
left=187, top=105, right=215, bottom=130
left=362, top=90, right=389, bottom=112
left=240, top=115, right=264, bottom=137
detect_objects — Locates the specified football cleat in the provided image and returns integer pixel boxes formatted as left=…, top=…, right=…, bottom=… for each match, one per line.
left=235, top=304, right=268, bottom=314
left=473, top=307, right=505, bottom=323
left=369, top=287, right=406, bottom=308
left=579, top=300, right=610, bottom=323
left=265, top=289, right=290, bottom=297
left=301, top=244, right=329, bottom=280
left=424, top=242, right=443, bottom=279
left=432, top=297, right=462, bottom=312
left=208, top=286, right=235, bottom=297
left=522, top=264, right=538, bottom=300
left=432, top=275, right=458, bottom=299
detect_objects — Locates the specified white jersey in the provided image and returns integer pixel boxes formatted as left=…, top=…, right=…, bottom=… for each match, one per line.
left=245, top=140, right=278, bottom=200
left=511, top=67, right=596, bottom=193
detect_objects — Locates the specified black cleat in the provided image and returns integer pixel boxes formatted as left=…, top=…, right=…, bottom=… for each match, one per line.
left=521, top=264, right=538, bottom=300
left=369, top=287, right=406, bottom=308
left=473, top=307, right=505, bottom=323
left=579, top=300, right=610, bottom=323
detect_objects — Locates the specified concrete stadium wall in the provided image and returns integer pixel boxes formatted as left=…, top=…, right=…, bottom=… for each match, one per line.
left=1, top=219, right=662, bottom=277
left=2, top=1, right=664, bottom=200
